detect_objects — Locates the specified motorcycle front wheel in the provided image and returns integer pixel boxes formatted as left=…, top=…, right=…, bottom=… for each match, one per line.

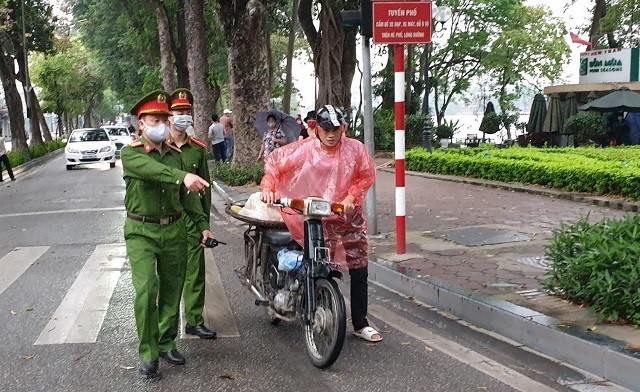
left=303, top=278, right=346, bottom=369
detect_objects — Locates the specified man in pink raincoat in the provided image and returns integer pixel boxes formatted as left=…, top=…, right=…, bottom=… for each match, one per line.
left=260, top=105, right=381, bottom=342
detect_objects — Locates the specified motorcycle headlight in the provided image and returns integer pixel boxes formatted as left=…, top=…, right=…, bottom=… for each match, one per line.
left=99, top=146, right=112, bottom=152
left=66, top=148, right=79, bottom=154
left=307, top=199, right=331, bottom=216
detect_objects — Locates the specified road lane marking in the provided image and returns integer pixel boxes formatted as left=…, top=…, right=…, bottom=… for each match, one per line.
left=368, top=304, right=558, bottom=392
left=0, top=247, right=49, bottom=294
left=0, top=207, right=125, bottom=219
left=34, top=244, right=127, bottom=345
left=180, top=248, right=240, bottom=338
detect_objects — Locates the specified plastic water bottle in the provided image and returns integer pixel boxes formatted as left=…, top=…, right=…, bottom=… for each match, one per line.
left=277, top=249, right=303, bottom=271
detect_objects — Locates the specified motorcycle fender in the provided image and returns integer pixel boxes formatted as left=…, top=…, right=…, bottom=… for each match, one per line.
left=327, top=269, right=343, bottom=281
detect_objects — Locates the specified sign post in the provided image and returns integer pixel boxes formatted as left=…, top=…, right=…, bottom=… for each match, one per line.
left=372, top=0, right=432, bottom=254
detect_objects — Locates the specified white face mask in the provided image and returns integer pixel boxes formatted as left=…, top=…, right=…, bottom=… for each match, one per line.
left=267, top=121, right=277, bottom=128
left=144, top=122, right=169, bottom=142
left=171, top=115, right=193, bottom=132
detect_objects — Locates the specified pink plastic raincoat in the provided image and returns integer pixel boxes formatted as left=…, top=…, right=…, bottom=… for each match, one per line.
left=260, top=136, right=376, bottom=269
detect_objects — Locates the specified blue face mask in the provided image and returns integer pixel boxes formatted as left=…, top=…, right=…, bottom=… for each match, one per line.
left=144, top=122, right=169, bottom=142
left=171, top=115, right=193, bottom=132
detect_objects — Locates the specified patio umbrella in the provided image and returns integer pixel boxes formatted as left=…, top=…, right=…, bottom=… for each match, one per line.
left=479, top=102, right=499, bottom=140
left=254, top=109, right=300, bottom=143
left=526, top=93, right=547, bottom=134
left=542, top=93, right=564, bottom=133
left=578, top=87, right=640, bottom=113
left=560, top=92, right=579, bottom=146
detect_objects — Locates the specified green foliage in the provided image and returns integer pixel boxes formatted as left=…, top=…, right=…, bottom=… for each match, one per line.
left=434, top=121, right=455, bottom=140
left=405, top=145, right=640, bottom=200
left=210, top=162, right=264, bottom=186
left=353, top=109, right=427, bottom=150
left=479, top=112, right=501, bottom=135
left=544, top=214, right=640, bottom=325
left=7, top=140, right=65, bottom=167
left=563, top=113, right=608, bottom=145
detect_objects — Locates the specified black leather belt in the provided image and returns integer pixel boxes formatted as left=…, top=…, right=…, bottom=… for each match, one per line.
left=126, top=211, right=182, bottom=225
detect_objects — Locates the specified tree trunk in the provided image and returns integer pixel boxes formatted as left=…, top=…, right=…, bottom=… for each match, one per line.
left=32, top=89, right=52, bottom=142
left=218, top=0, right=271, bottom=167
left=28, top=95, right=43, bottom=144
left=176, top=1, right=190, bottom=88
left=405, top=44, right=413, bottom=115
left=184, top=0, right=215, bottom=145
left=282, top=0, right=300, bottom=113
left=0, top=55, right=28, bottom=151
left=152, top=0, right=177, bottom=91
left=299, top=0, right=357, bottom=110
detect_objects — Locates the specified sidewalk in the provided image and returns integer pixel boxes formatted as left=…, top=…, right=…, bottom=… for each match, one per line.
left=211, top=158, right=640, bottom=391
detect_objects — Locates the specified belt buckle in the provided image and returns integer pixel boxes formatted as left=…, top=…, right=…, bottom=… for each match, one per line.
left=159, top=217, right=171, bottom=225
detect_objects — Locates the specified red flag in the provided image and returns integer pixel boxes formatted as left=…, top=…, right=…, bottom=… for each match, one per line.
left=570, top=32, right=592, bottom=47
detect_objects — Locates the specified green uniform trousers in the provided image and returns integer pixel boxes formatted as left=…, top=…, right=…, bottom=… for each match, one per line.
left=183, top=216, right=206, bottom=327
left=124, top=216, right=187, bottom=362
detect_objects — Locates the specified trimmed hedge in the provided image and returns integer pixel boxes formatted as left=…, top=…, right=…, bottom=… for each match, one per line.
left=406, top=145, right=640, bottom=200
left=210, top=162, right=264, bottom=186
left=544, top=214, right=640, bottom=325
left=7, top=139, right=66, bottom=167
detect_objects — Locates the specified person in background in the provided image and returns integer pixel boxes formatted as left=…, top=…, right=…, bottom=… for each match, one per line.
left=221, top=109, right=234, bottom=162
left=209, top=113, right=226, bottom=163
left=121, top=90, right=213, bottom=379
left=258, top=114, right=288, bottom=161
left=167, top=88, right=217, bottom=342
left=0, top=130, right=15, bottom=182
left=260, top=104, right=381, bottom=343
left=298, top=110, right=317, bottom=141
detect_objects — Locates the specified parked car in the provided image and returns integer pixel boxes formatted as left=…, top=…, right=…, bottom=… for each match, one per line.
left=101, top=125, right=134, bottom=157
left=65, top=128, right=116, bottom=170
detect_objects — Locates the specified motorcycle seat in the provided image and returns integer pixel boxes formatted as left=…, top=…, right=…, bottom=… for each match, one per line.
left=264, top=229, right=293, bottom=246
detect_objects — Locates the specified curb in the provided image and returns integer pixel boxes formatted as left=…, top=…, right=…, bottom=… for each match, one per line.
left=369, top=257, right=640, bottom=391
left=2, top=149, right=64, bottom=179
left=211, top=177, right=640, bottom=390
left=380, top=168, right=640, bottom=213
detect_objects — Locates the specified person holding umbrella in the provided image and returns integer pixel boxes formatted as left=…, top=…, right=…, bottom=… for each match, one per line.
left=257, top=114, right=288, bottom=161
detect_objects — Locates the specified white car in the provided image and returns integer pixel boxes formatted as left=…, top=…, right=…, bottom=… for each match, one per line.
left=101, top=125, right=134, bottom=158
left=65, top=128, right=116, bottom=170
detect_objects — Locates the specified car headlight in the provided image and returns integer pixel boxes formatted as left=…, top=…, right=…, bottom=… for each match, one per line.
left=66, top=148, right=79, bottom=154
left=307, top=199, right=331, bottom=216
left=99, top=146, right=112, bottom=153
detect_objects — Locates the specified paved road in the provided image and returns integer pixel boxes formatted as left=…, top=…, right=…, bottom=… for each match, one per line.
left=0, top=154, right=629, bottom=391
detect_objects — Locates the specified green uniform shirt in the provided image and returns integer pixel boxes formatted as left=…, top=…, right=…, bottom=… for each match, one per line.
left=170, top=136, right=211, bottom=218
left=121, top=136, right=209, bottom=233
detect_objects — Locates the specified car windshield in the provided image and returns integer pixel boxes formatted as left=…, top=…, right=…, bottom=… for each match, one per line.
left=69, top=129, right=110, bottom=142
left=106, top=128, right=129, bottom=137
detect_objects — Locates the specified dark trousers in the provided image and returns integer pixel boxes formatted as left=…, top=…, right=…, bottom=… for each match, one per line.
left=212, top=142, right=226, bottom=163
left=0, top=154, right=14, bottom=181
left=349, top=267, right=369, bottom=331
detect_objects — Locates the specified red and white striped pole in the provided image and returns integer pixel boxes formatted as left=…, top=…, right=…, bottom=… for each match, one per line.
left=394, top=44, right=406, bottom=254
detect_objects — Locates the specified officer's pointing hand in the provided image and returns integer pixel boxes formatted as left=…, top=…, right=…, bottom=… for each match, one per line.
left=184, top=173, right=210, bottom=193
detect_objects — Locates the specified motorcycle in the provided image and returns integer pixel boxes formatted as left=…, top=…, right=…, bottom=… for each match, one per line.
left=227, top=196, right=347, bottom=369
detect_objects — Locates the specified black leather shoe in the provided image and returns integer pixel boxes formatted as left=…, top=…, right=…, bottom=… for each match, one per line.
left=160, top=350, right=186, bottom=365
left=139, top=360, right=160, bottom=379
left=185, top=324, right=217, bottom=339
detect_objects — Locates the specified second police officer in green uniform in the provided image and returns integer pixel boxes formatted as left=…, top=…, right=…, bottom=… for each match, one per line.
left=167, top=88, right=217, bottom=339
left=121, top=90, right=214, bottom=380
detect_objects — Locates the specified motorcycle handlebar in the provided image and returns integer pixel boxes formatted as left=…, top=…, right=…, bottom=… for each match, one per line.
left=274, top=197, right=344, bottom=215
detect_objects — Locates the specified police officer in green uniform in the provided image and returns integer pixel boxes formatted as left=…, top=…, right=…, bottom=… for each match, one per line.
left=121, top=90, right=214, bottom=379
left=167, top=88, right=216, bottom=339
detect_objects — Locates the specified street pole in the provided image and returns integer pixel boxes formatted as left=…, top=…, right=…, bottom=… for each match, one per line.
left=362, top=37, right=377, bottom=235
left=394, top=44, right=406, bottom=254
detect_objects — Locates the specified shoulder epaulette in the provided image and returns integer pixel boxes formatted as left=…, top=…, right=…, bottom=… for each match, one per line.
left=190, top=137, right=207, bottom=148
left=130, top=140, right=143, bottom=148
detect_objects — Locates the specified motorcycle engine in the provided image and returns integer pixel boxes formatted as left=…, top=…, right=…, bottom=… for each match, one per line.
left=273, top=279, right=299, bottom=313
